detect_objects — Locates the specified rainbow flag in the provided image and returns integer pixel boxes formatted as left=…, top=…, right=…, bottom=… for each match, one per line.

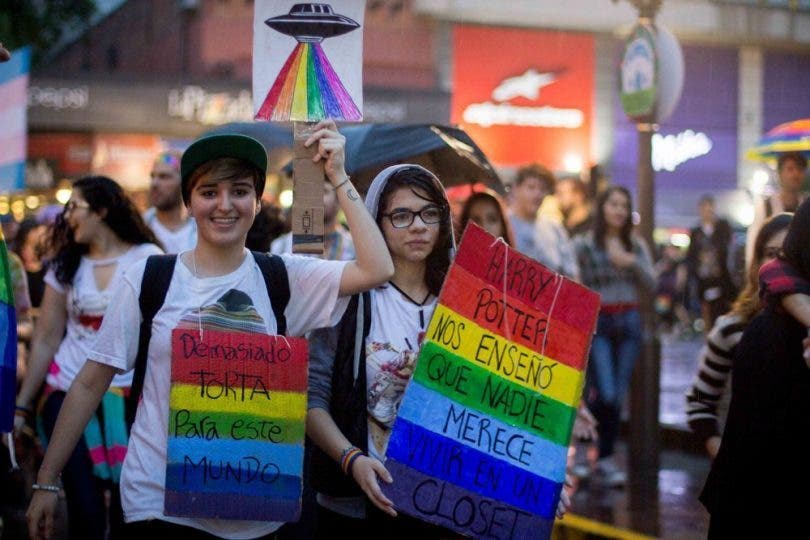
left=0, top=227, right=18, bottom=433
left=0, top=46, right=30, bottom=192
left=164, top=326, right=309, bottom=521
left=383, top=223, right=600, bottom=539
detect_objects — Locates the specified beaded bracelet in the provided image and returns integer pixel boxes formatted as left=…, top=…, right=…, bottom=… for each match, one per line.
left=339, top=445, right=363, bottom=475
left=32, top=483, right=61, bottom=493
left=332, top=177, right=351, bottom=191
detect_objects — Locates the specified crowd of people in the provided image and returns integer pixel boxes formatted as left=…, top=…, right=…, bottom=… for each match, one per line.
left=1, top=121, right=808, bottom=539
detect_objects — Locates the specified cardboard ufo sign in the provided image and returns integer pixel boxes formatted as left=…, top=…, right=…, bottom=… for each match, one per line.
left=254, top=2, right=364, bottom=122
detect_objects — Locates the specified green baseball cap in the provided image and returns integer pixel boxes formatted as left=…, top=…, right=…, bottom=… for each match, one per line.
left=181, top=133, right=268, bottom=204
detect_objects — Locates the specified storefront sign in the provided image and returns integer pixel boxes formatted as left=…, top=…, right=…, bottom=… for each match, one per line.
left=168, top=85, right=253, bottom=125
left=452, top=26, right=593, bottom=169
left=620, top=23, right=657, bottom=121
left=652, top=130, right=713, bottom=172
left=28, top=86, right=89, bottom=110
left=462, top=69, right=584, bottom=128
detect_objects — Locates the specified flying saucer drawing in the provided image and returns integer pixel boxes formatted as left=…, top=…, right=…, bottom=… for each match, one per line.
left=256, top=3, right=362, bottom=122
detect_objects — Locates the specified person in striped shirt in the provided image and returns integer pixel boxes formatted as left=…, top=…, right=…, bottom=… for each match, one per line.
left=685, top=212, right=793, bottom=458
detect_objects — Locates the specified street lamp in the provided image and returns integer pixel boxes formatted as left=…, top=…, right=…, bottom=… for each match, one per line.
left=618, top=0, right=675, bottom=492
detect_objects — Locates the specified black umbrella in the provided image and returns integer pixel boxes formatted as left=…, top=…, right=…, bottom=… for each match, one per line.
left=341, top=123, right=504, bottom=194
left=201, top=121, right=294, bottom=173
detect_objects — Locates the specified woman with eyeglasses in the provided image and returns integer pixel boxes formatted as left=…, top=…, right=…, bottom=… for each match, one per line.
left=306, top=164, right=459, bottom=536
left=14, top=176, right=161, bottom=540
left=685, top=212, right=793, bottom=460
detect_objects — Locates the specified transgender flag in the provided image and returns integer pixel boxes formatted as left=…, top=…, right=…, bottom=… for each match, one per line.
left=0, top=46, right=31, bottom=192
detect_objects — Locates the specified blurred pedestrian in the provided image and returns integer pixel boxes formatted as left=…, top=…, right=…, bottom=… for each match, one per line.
left=142, top=150, right=196, bottom=253
left=556, top=176, right=593, bottom=238
left=15, top=176, right=162, bottom=540
left=13, top=218, right=48, bottom=308
left=686, top=195, right=736, bottom=332
left=508, top=164, right=579, bottom=279
left=701, top=198, right=810, bottom=539
left=246, top=201, right=287, bottom=252
left=685, top=213, right=793, bottom=459
left=654, top=243, right=690, bottom=335
left=457, top=190, right=515, bottom=245
left=24, top=122, right=393, bottom=539
left=574, top=186, right=656, bottom=487
left=745, top=151, right=807, bottom=267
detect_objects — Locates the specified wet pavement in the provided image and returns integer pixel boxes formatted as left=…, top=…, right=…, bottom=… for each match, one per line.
left=557, top=331, right=712, bottom=539
left=2, top=332, right=711, bottom=539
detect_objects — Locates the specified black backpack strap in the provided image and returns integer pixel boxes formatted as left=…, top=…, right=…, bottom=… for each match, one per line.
left=251, top=251, right=290, bottom=335
left=126, top=254, right=177, bottom=427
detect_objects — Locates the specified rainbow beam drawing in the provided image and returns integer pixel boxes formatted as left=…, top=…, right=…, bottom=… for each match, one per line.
left=382, top=223, right=600, bottom=539
left=256, top=3, right=361, bottom=122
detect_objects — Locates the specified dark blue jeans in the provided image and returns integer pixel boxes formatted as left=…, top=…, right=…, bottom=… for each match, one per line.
left=41, top=391, right=124, bottom=540
left=585, top=309, right=642, bottom=459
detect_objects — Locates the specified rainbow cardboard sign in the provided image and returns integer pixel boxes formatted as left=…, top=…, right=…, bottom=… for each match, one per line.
left=383, top=223, right=600, bottom=539
left=164, top=328, right=308, bottom=521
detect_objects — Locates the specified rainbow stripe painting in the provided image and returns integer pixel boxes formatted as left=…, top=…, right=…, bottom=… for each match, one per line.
left=164, top=326, right=309, bottom=521
left=254, top=2, right=364, bottom=122
left=0, top=227, right=17, bottom=433
left=382, top=223, right=600, bottom=539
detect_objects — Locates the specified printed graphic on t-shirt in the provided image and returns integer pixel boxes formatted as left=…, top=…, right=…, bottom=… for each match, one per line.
left=366, top=337, right=423, bottom=457
left=72, top=294, right=107, bottom=338
left=164, top=288, right=309, bottom=522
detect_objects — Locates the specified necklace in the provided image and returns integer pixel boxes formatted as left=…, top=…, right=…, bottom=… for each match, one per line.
left=388, top=281, right=431, bottom=329
left=191, top=250, right=203, bottom=341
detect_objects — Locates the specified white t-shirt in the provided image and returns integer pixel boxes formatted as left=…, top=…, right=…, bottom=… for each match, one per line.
left=89, top=250, right=348, bottom=539
left=270, top=229, right=356, bottom=261
left=143, top=208, right=197, bottom=254
left=44, top=243, right=163, bottom=390
left=365, top=285, right=437, bottom=462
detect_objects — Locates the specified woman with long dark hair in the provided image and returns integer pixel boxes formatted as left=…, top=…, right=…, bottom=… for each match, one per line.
left=701, top=198, right=810, bottom=538
left=15, top=176, right=162, bottom=539
left=685, top=213, right=793, bottom=459
left=573, top=185, right=656, bottom=487
left=307, top=164, right=458, bottom=536
left=457, top=190, right=515, bottom=246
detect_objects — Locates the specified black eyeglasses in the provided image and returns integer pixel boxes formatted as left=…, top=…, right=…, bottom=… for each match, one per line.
left=382, top=205, right=444, bottom=229
left=64, top=200, right=90, bottom=213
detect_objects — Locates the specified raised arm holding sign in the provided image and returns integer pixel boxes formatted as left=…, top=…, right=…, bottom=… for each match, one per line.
left=26, top=128, right=392, bottom=538
left=254, top=1, right=364, bottom=254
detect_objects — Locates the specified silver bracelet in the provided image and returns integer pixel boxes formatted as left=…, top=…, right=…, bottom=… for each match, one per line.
left=32, top=483, right=61, bottom=493
left=332, top=177, right=351, bottom=191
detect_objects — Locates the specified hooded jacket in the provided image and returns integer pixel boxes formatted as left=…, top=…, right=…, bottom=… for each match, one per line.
left=307, top=164, right=453, bottom=502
